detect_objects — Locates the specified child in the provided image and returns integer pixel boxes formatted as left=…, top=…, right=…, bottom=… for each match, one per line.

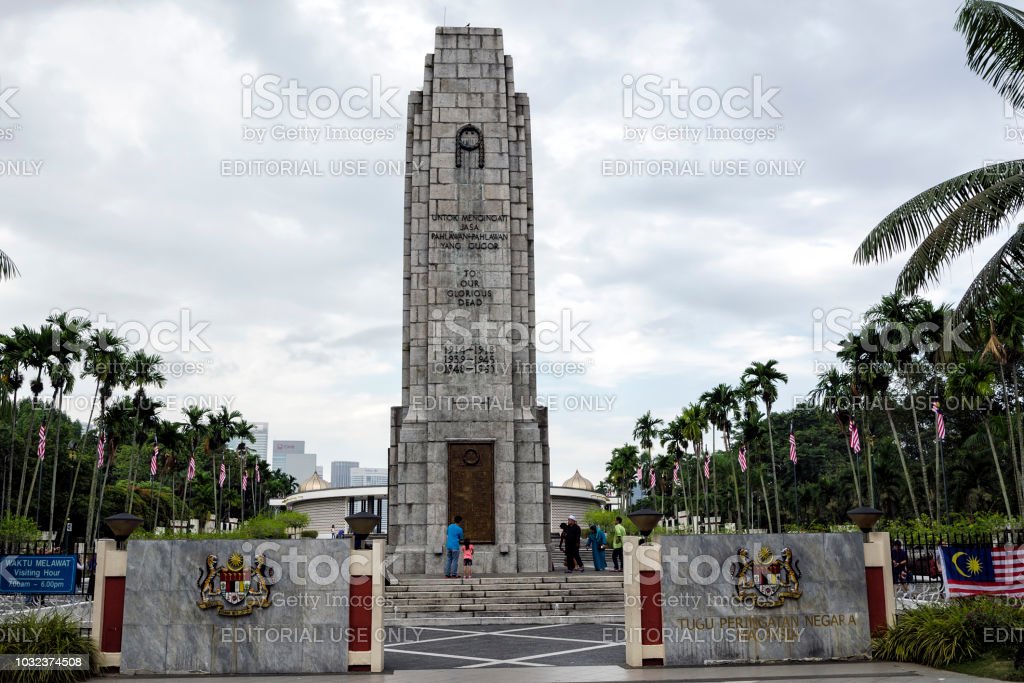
left=462, top=538, right=475, bottom=578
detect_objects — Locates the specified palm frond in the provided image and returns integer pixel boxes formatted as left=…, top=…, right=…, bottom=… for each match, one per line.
left=854, top=162, right=1024, bottom=286
left=0, top=248, right=18, bottom=281
left=957, top=0, right=1024, bottom=111
left=956, top=222, right=1024, bottom=318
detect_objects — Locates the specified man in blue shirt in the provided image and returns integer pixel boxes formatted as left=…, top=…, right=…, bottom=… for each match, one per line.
left=444, top=515, right=464, bottom=578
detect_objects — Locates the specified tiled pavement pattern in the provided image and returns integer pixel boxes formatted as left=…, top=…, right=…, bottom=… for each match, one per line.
left=384, top=623, right=625, bottom=669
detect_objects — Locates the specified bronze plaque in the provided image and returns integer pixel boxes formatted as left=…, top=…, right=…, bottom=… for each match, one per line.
left=447, top=442, right=495, bottom=544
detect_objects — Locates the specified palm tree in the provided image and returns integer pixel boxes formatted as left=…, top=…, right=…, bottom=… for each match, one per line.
left=123, top=351, right=166, bottom=514
left=180, top=406, right=209, bottom=528
left=633, top=411, right=663, bottom=455
left=946, top=356, right=1014, bottom=517
left=865, top=293, right=936, bottom=516
left=207, top=406, right=244, bottom=528
left=854, top=1, right=1024, bottom=318
left=605, top=444, right=640, bottom=510
left=17, top=324, right=55, bottom=518
left=808, top=367, right=863, bottom=505
left=660, top=415, right=690, bottom=521
left=82, top=330, right=128, bottom=549
left=43, top=312, right=89, bottom=537
left=742, top=360, right=788, bottom=531
left=0, top=249, right=17, bottom=281
left=0, top=331, right=26, bottom=514
left=701, top=384, right=742, bottom=528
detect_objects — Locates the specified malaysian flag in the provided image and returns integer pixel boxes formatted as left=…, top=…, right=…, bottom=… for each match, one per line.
left=37, top=425, right=46, bottom=461
left=649, top=469, right=656, bottom=488
left=932, top=401, right=947, bottom=441
left=672, top=461, right=679, bottom=484
left=849, top=419, right=862, bottom=454
left=703, top=455, right=710, bottom=480
left=789, top=423, right=797, bottom=464
left=150, top=441, right=159, bottom=477
left=738, top=444, right=747, bottom=473
left=940, top=545, right=1024, bottom=598
left=255, top=467, right=261, bottom=483
left=242, top=470, right=249, bottom=492
left=218, top=462, right=226, bottom=488
left=636, top=465, right=643, bottom=482
left=96, top=432, right=106, bottom=468
left=187, top=455, right=196, bottom=481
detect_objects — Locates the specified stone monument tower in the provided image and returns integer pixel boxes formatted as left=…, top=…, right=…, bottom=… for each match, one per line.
left=387, top=27, right=551, bottom=574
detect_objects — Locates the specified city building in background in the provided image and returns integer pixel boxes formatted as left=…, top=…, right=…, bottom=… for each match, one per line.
left=330, top=461, right=359, bottom=487
left=350, top=467, right=388, bottom=487
left=228, top=421, right=269, bottom=462
left=272, top=440, right=304, bottom=472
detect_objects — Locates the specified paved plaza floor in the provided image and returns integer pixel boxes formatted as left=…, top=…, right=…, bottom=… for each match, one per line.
left=125, top=622, right=998, bottom=681
left=124, top=660, right=998, bottom=681
left=383, top=623, right=625, bottom=669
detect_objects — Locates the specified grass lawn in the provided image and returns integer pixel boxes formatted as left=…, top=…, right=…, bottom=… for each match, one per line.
left=947, top=654, right=1024, bottom=681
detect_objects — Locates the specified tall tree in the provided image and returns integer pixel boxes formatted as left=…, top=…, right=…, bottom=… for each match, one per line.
left=742, top=360, right=788, bottom=531
left=0, top=249, right=17, bottom=281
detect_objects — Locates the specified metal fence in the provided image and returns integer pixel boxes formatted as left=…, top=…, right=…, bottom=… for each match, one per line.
left=889, top=528, right=1024, bottom=609
left=0, top=540, right=95, bottom=619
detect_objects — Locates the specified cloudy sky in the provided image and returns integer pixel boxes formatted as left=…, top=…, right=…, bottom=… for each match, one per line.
left=0, top=0, right=1015, bottom=485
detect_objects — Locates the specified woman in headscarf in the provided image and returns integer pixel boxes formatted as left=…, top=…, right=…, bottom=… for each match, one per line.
left=587, top=524, right=608, bottom=571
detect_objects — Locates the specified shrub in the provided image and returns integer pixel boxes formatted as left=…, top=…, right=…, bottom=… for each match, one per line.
left=131, top=511, right=310, bottom=542
left=0, top=515, right=41, bottom=544
left=0, top=612, right=98, bottom=683
left=873, top=599, right=1024, bottom=667
left=583, top=509, right=639, bottom=535
left=300, top=529, right=319, bottom=539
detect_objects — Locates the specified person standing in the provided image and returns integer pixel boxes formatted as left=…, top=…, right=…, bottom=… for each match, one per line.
left=611, top=516, right=626, bottom=572
left=462, top=538, right=475, bottom=578
left=444, top=515, right=464, bottom=578
left=587, top=524, right=607, bottom=571
left=564, top=515, right=583, bottom=573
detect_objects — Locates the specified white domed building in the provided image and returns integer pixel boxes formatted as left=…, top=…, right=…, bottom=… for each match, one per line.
left=548, top=470, right=609, bottom=531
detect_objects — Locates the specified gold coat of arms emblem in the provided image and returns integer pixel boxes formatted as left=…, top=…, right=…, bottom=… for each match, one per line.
left=731, top=546, right=801, bottom=608
left=196, top=552, right=272, bottom=617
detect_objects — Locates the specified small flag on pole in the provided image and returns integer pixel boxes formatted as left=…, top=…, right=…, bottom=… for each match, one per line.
left=150, top=442, right=159, bottom=477
left=242, top=470, right=249, bottom=492
left=649, top=469, right=656, bottom=488
left=703, top=455, right=710, bottom=480
left=96, top=432, right=106, bottom=468
left=37, top=425, right=46, bottom=461
left=738, top=444, right=747, bottom=473
left=187, top=455, right=196, bottom=482
left=635, top=465, right=643, bottom=482
left=255, top=467, right=261, bottom=483
left=932, top=401, right=946, bottom=441
left=219, top=462, right=226, bottom=488
left=672, top=461, right=679, bottom=484
left=789, top=423, right=797, bottom=464
left=849, top=419, right=862, bottom=454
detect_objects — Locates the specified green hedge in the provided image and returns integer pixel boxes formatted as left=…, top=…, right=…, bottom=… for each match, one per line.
left=131, top=511, right=310, bottom=541
left=0, top=613, right=98, bottom=683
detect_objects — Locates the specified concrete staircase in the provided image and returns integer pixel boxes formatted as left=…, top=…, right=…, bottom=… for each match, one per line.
left=385, top=573, right=625, bottom=626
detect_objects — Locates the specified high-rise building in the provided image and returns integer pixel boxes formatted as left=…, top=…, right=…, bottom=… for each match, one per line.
left=276, top=452, right=317, bottom=487
left=229, top=422, right=269, bottom=462
left=331, top=461, right=359, bottom=488
left=272, top=440, right=305, bottom=473
left=350, top=467, right=388, bottom=487
left=316, top=465, right=323, bottom=478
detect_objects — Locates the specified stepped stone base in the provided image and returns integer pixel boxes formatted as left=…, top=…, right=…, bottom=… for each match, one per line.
left=384, top=572, right=625, bottom=626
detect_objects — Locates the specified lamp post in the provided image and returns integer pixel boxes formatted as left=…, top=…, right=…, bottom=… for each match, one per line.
left=104, top=512, right=144, bottom=550
left=846, top=506, right=883, bottom=542
left=628, top=507, right=662, bottom=545
left=345, top=510, right=381, bottom=550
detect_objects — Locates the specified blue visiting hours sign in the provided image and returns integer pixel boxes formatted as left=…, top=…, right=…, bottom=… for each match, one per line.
left=0, top=555, right=78, bottom=594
